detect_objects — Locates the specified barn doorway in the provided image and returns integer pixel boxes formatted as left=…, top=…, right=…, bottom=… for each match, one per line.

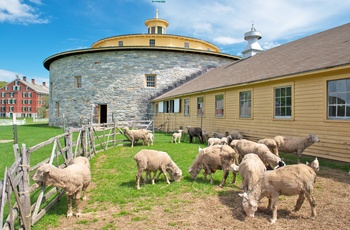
left=92, top=104, right=108, bottom=124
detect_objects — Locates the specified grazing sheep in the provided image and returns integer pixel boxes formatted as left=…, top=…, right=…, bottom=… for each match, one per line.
left=277, top=134, right=320, bottom=163
left=124, top=126, right=149, bottom=147
left=273, top=135, right=285, bottom=149
left=208, top=137, right=223, bottom=146
left=172, top=130, right=183, bottom=144
left=133, top=150, right=182, bottom=190
left=258, top=138, right=279, bottom=156
left=186, top=126, right=204, bottom=144
left=228, top=130, right=243, bottom=140
left=188, top=145, right=239, bottom=187
left=32, top=156, right=91, bottom=218
left=147, top=133, right=154, bottom=146
left=306, top=157, right=320, bottom=172
left=239, top=164, right=317, bottom=223
left=230, top=153, right=266, bottom=192
left=235, top=140, right=283, bottom=168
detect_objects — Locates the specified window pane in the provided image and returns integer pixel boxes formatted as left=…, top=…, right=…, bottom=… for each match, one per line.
left=274, top=86, right=292, bottom=118
left=240, top=91, right=251, bottom=118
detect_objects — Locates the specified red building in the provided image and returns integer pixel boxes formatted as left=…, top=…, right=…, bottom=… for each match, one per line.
left=0, top=76, right=49, bottom=118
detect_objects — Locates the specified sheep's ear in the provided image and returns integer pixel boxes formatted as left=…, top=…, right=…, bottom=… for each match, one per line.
left=239, top=192, right=247, bottom=198
left=198, top=146, right=202, bottom=152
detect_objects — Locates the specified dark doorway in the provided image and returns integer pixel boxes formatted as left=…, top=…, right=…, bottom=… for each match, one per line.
left=100, top=104, right=107, bottom=123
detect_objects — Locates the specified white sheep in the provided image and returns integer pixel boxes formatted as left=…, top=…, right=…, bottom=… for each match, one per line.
left=147, top=133, right=154, bottom=146
left=188, top=145, right=239, bottom=187
left=276, top=134, right=320, bottom=163
left=306, top=157, right=320, bottom=172
left=123, top=126, right=149, bottom=147
left=172, top=130, right=183, bottom=143
left=257, top=138, right=279, bottom=156
left=228, top=130, right=243, bottom=140
left=207, top=137, right=223, bottom=146
left=230, top=153, right=266, bottom=192
left=32, top=156, right=91, bottom=218
left=133, top=150, right=182, bottom=190
left=239, top=164, right=317, bottom=223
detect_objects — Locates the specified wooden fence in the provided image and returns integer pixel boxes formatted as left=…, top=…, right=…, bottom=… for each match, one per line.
left=0, top=120, right=153, bottom=229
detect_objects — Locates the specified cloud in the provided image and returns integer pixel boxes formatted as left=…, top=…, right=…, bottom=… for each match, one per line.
left=262, top=41, right=281, bottom=50
left=0, top=0, right=48, bottom=24
left=0, top=69, right=18, bottom=82
left=214, top=36, right=243, bottom=45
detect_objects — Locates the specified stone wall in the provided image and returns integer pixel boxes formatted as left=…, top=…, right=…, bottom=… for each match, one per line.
left=48, top=49, right=236, bottom=127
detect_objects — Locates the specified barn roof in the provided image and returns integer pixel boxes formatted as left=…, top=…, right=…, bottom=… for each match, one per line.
left=154, top=22, right=350, bottom=101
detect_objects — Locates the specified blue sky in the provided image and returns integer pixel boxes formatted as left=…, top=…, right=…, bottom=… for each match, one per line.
left=1, top=0, right=350, bottom=84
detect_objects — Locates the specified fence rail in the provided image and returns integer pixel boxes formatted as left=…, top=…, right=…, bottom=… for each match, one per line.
left=0, top=120, right=153, bottom=229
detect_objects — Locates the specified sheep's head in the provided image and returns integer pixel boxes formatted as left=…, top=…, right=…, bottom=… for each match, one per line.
left=308, top=134, right=320, bottom=143
left=239, top=192, right=258, bottom=218
left=168, top=168, right=182, bottom=182
left=188, top=167, right=200, bottom=180
left=32, top=164, right=52, bottom=182
left=307, top=157, right=319, bottom=172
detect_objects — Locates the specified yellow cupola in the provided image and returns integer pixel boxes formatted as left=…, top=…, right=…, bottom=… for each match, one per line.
left=144, top=9, right=169, bottom=34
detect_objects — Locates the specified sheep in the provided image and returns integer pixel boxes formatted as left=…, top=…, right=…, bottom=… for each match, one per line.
left=211, top=131, right=226, bottom=138
left=230, top=153, right=266, bottom=192
left=258, top=138, right=279, bottom=156
left=277, top=134, right=320, bottom=163
left=172, top=130, right=183, bottom=143
left=235, top=140, right=283, bottom=168
left=228, top=130, right=243, bottom=140
left=133, top=150, right=182, bottom=190
left=188, top=145, right=239, bottom=187
left=272, top=135, right=285, bottom=149
left=147, top=133, right=154, bottom=146
left=186, top=126, right=204, bottom=144
left=306, top=157, right=320, bottom=172
left=123, top=126, right=149, bottom=147
left=207, top=137, right=223, bottom=146
left=239, top=164, right=317, bottom=223
left=221, top=135, right=233, bottom=146
left=32, top=156, right=91, bottom=218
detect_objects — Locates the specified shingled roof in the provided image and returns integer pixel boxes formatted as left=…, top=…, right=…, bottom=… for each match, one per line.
left=154, top=22, right=350, bottom=101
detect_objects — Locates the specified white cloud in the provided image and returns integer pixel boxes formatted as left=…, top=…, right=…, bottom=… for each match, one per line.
left=0, top=0, right=48, bottom=24
left=214, top=36, right=243, bottom=45
left=262, top=41, right=281, bottom=50
left=0, top=69, right=18, bottom=82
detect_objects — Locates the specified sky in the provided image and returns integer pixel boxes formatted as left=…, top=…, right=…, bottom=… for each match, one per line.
left=1, top=0, right=350, bottom=85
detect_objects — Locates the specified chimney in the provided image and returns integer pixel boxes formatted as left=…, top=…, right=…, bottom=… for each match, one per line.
left=43, top=82, right=46, bottom=86
left=23, top=76, right=27, bottom=81
left=31, top=79, right=35, bottom=84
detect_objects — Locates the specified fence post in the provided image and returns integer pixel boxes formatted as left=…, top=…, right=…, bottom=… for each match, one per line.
left=20, top=144, right=31, bottom=229
left=81, top=128, right=87, bottom=157
left=66, top=128, right=73, bottom=160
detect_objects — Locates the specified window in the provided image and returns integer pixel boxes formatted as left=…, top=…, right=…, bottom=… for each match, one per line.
left=159, top=99, right=180, bottom=113
left=149, top=39, right=155, bottom=47
left=240, top=91, right=252, bottom=118
left=184, top=42, right=189, bottom=48
left=145, top=75, right=156, bottom=88
left=197, top=97, right=204, bottom=116
left=75, top=76, right=82, bottom=88
left=1, top=92, right=5, bottom=97
left=10, top=92, right=14, bottom=97
left=151, top=27, right=155, bottom=34
left=215, top=94, right=224, bottom=117
left=22, top=107, right=27, bottom=112
left=28, top=92, right=32, bottom=98
left=1, top=100, right=5, bottom=104
left=9, top=106, right=14, bottom=112
left=328, top=78, right=350, bottom=119
left=274, top=86, right=292, bottom=118
left=118, top=41, right=123, bottom=47
left=56, top=102, right=60, bottom=117
left=22, top=100, right=27, bottom=104
left=28, top=107, right=32, bottom=112
left=5, top=86, right=8, bottom=90
left=157, top=26, right=162, bottom=34
left=28, top=100, right=32, bottom=105
left=184, top=99, right=190, bottom=116
left=22, top=92, right=26, bottom=97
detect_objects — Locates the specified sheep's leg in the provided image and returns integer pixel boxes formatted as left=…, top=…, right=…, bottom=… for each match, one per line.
left=231, top=171, right=237, bottom=184
left=67, top=195, right=73, bottom=218
left=75, top=191, right=82, bottom=217
left=136, top=171, right=143, bottom=190
left=269, top=196, right=279, bottom=224
left=219, top=170, right=229, bottom=187
left=161, top=167, right=170, bottom=184
left=294, top=192, right=305, bottom=211
left=305, top=192, right=317, bottom=218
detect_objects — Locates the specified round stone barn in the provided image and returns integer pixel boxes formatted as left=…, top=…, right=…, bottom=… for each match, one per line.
left=44, top=11, right=240, bottom=127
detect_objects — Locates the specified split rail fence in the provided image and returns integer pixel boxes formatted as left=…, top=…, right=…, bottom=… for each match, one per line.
left=0, top=120, right=153, bottom=230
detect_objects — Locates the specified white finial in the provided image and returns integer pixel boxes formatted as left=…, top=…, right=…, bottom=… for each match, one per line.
left=251, top=21, right=256, bottom=31
left=156, top=8, right=159, bottom=18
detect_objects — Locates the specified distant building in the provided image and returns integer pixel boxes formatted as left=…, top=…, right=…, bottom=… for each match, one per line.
left=44, top=10, right=240, bottom=127
left=0, top=76, right=49, bottom=118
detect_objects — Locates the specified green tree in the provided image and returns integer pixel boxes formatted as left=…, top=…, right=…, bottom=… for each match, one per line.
left=0, top=81, right=7, bottom=88
left=36, top=95, right=49, bottom=118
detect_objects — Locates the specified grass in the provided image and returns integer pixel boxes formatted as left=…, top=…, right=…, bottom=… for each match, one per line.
left=1, top=124, right=349, bottom=229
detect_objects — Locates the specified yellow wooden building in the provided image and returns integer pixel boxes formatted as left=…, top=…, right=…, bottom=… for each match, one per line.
left=153, top=23, right=350, bottom=163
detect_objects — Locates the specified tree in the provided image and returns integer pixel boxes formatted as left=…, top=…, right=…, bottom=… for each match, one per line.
left=0, top=81, right=7, bottom=88
left=36, top=95, right=49, bottom=118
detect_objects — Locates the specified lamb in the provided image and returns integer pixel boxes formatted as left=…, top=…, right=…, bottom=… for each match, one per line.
left=306, top=157, right=320, bottom=172
left=147, top=132, right=154, bottom=146
left=239, top=164, right=317, bottom=223
left=186, top=126, right=204, bottom=144
left=221, top=135, right=233, bottom=146
left=123, top=126, right=149, bottom=147
left=172, top=130, right=183, bottom=144
left=229, top=153, right=266, bottom=192
left=32, top=156, right=91, bottom=218
left=235, top=140, right=283, bottom=168
left=133, top=150, right=182, bottom=190
left=258, top=138, right=279, bottom=156
left=188, top=145, right=239, bottom=187
left=207, top=137, right=223, bottom=146
left=276, top=134, right=320, bottom=163
left=228, top=130, right=243, bottom=140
